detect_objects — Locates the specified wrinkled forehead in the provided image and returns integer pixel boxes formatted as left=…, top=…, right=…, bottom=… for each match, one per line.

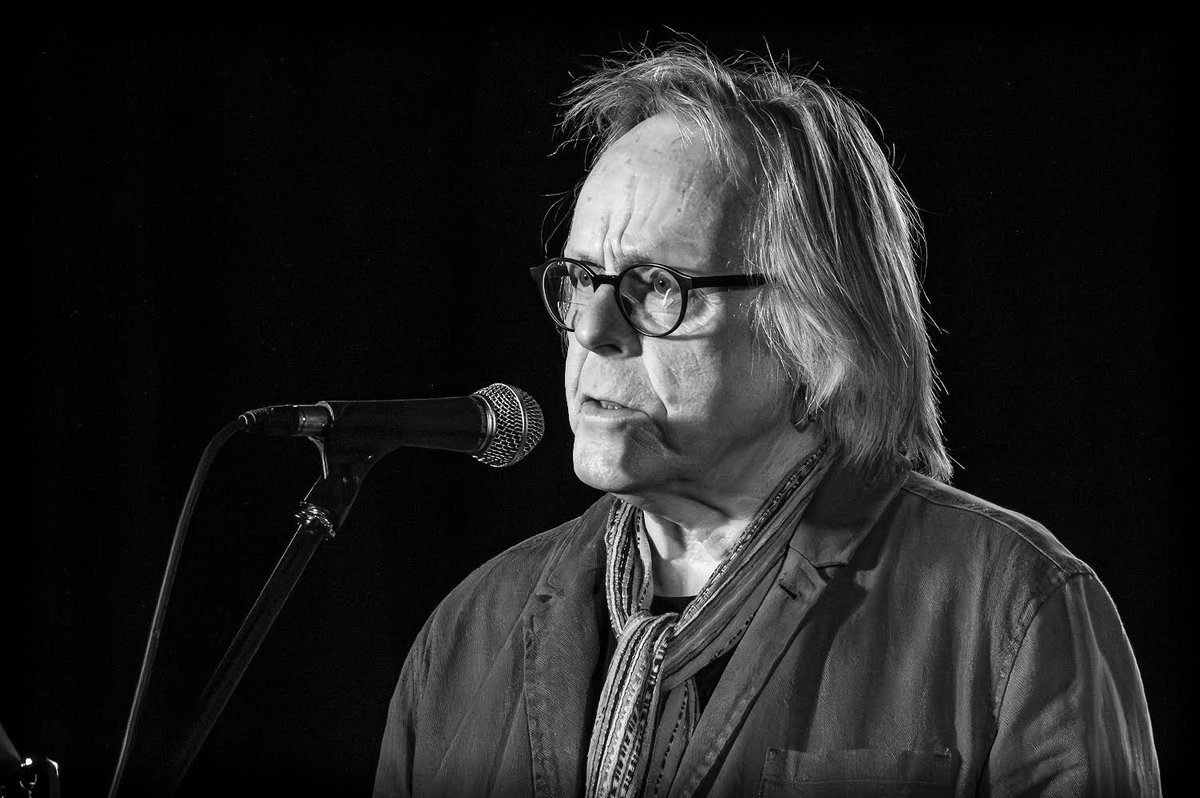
left=592, top=114, right=728, bottom=187
left=568, top=114, right=744, bottom=268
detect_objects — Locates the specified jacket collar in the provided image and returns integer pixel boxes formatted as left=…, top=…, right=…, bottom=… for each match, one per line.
left=524, top=495, right=612, bottom=798
left=787, top=457, right=910, bottom=568
left=532, top=494, right=612, bottom=601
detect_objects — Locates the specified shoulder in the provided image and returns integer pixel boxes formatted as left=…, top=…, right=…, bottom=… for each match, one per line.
left=893, top=471, right=1093, bottom=582
left=872, top=474, right=1119, bottom=709
left=418, top=494, right=613, bottom=641
left=868, top=472, right=1100, bottom=660
left=398, top=494, right=612, bottom=717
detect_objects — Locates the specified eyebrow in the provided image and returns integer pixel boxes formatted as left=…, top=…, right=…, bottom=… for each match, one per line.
left=560, top=247, right=664, bottom=273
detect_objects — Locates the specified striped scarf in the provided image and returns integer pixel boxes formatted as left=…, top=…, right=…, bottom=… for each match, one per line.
left=584, top=445, right=827, bottom=797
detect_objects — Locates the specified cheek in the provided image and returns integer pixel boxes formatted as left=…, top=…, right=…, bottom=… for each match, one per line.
left=651, top=350, right=718, bottom=415
left=563, top=339, right=587, bottom=426
left=656, top=332, right=786, bottom=424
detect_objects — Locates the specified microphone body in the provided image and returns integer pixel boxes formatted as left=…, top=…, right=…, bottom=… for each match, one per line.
left=239, top=384, right=543, bottom=467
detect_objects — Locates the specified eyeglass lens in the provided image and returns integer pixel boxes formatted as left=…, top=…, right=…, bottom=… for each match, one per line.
left=545, top=261, right=683, bottom=335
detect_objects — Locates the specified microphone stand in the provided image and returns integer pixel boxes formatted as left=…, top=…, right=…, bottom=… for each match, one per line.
left=146, top=435, right=385, bottom=795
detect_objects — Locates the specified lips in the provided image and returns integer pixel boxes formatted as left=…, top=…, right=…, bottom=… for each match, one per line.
left=579, top=396, right=643, bottom=419
left=584, top=394, right=634, bottom=411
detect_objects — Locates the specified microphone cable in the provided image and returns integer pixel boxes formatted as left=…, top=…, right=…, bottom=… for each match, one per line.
left=107, top=419, right=243, bottom=798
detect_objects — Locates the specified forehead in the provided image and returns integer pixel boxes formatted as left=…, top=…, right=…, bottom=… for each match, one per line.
left=567, top=114, right=742, bottom=269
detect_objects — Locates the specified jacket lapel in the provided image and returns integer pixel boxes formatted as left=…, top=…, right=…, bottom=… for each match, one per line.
left=524, top=496, right=612, bottom=797
left=667, top=462, right=909, bottom=796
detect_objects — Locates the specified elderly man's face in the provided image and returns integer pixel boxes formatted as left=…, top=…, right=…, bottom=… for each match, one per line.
left=564, top=114, right=796, bottom=501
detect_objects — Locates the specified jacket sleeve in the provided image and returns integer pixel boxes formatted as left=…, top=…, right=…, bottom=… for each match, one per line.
left=373, top=628, right=429, bottom=798
left=983, top=572, right=1161, bottom=796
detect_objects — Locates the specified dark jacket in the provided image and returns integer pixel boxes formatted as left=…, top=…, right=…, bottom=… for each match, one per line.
left=374, top=463, right=1160, bottom=797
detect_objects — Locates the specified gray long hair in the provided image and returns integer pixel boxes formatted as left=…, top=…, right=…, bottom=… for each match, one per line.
left=561, top=42, right=951, bottom=481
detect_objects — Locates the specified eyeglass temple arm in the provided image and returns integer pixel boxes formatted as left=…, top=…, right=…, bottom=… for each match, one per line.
left=687, top=273, right=768, bottom=288
left=530, top=263, right=765, bottom=289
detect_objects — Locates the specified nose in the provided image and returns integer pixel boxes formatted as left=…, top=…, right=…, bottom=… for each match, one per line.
left=571, top=284, right=641, bottom=357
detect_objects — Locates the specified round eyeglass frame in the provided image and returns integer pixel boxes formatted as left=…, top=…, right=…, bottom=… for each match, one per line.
left=529, top=257, right=768, bottom=338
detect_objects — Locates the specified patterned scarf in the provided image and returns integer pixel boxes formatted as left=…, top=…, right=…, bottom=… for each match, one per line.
left=584, top=445, right=828, bottom=798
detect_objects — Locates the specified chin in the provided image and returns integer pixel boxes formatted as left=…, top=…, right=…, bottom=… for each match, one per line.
left=572, top=438, right=656, bottom=494
left=573, top=452, right=634, bottom=493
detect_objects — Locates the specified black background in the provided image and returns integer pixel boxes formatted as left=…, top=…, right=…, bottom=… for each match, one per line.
left=14, top=23, right=1184, bottom=795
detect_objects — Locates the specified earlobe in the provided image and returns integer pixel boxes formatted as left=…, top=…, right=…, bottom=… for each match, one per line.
left=790, top=385, right=819, bottom=433
left=792, top=410, right=819, bottom=434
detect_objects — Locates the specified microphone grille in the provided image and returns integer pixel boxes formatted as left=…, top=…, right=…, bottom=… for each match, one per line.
left=471, top=383, right=545, bottom=468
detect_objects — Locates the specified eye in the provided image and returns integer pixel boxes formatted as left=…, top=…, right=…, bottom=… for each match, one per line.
left=638, top=268, right=678, bottom=303
left=568, top=264, right=593, bottom=289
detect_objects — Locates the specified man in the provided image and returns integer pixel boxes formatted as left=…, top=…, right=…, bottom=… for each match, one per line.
left=374, top=44, right=1160, bottom=797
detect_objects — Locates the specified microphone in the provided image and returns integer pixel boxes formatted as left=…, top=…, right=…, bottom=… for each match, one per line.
left=238, top=383, right=544, bottom=467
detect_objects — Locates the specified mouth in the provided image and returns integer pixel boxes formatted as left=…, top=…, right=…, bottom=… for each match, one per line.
left=579, top=396, right=642, bottom=419
left=583, top=393, right=632, bottom=409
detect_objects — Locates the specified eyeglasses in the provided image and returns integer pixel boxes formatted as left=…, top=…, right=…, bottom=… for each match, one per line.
left=530, top=257, right=767, bottom=338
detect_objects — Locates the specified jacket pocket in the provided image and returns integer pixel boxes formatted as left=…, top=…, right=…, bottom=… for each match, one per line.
left=757, top=748, right=955, bottom=797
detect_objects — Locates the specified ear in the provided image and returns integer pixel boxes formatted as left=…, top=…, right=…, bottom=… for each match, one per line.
left=789, top=383, right=818, bottom=432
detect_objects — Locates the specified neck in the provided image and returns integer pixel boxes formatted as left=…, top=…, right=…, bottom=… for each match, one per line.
left=625, top=427, right=825, bottom=597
